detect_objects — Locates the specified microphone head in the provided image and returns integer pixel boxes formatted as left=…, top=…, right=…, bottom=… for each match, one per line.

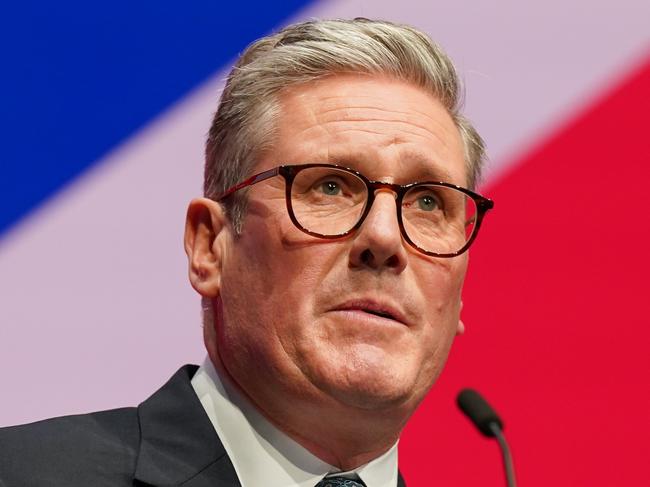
left=457, top=388, right=504, bottom=437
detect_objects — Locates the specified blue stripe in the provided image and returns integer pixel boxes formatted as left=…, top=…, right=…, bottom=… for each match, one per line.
left=0, top=0, right=317, bottom=235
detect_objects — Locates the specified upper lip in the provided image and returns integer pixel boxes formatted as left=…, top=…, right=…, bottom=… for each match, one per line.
left=331, top=298, right=409, bottom=326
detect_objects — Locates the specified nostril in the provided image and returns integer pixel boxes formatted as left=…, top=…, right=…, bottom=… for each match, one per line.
left=384, top=254, right=400, bottom=268
left=359, top=248, right=400, bottom=269
left=360, top=248, right=374, bottom=265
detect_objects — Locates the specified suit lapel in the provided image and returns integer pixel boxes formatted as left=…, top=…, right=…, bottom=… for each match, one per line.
left=133, top=365, right=241, bottom=487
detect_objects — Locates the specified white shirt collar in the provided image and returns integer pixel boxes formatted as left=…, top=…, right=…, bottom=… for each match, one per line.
left=191, top=356, right=399, bottom=487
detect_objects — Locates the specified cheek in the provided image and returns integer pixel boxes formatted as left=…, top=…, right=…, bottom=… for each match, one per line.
left=219, top=215, right=344, bottom=355
left=413, top=258, right=467, bottom=374
left=416, top=255, right=466, bottom=313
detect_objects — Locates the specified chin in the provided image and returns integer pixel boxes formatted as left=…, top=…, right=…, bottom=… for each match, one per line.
left=314, top=349, right=423, bottom=411
left=334, top=383, right=417, bottom=411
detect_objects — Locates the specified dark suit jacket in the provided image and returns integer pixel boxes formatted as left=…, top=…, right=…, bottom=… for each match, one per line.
left=0, top=365, right=406, bottom=487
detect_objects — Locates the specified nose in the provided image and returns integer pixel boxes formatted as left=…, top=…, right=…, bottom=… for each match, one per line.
left=348, top=190, right=408, bottom=272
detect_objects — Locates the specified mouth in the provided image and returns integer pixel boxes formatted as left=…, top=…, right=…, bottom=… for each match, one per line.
left=363, top=308, right=397, bottom=320
left=332, top=299, right=407, bottom=326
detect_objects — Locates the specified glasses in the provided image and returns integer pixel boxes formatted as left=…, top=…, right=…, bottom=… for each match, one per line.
left=217, top=163, right=494, bottom=258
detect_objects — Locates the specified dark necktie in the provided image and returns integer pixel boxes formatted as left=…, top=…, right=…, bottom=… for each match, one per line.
left=314, top=474, right=367, bottom=487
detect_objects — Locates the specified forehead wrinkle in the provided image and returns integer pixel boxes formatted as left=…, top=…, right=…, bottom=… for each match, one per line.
left=313, top=119, right=456, bottom=154
left=283, top=86, right=460, bottom=147
left=311, top=91, right=452, bottom=123
left=312, top=105, right=459, bottom=150
left=315, top=104, right=451, bottom=131
left=317, top=102, right=447, bottom=124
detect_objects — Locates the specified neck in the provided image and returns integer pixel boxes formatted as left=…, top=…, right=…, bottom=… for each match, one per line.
left=207, top=348, right=407, bottom=470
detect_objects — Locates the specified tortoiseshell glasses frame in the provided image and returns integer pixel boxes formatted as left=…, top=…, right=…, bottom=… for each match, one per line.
left=216, top=163, right=494, bottom=258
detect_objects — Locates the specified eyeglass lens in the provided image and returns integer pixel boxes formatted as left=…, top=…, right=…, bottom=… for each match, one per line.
left=289, top=166, right=477, bottom=255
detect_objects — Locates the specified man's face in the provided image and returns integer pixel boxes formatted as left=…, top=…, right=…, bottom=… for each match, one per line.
left=215, top=74, right=468, bottom=414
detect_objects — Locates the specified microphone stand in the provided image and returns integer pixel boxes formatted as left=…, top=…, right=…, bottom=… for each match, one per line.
left=489, top=422, right=517, bottom=487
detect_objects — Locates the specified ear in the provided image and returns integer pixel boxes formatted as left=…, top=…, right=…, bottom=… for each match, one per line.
left=456, top=299, right=466, bottom=335
left=184, top=197, right=230, bottom=298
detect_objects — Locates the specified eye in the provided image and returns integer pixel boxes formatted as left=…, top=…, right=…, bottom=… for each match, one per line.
left=319, top=180, right=342, bottom=196
left=417, top=194, right=441, bottom=211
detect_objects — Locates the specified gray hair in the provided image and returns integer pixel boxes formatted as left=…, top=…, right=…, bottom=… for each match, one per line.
left=204, top=18, right=486, bottom=232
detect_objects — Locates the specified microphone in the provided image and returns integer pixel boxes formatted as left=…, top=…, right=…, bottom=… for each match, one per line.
left=457, top=388, right=517, bottom=487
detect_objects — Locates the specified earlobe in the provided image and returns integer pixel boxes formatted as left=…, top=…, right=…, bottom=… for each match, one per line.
left=184, top=198, right=229, bottom=298
left=456, top=318, right=466, bottom=335
left=456, top=300, right=465, bottom=335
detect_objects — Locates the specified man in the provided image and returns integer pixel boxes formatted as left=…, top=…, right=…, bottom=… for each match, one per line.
left=0, top=18, right=492, bottom=486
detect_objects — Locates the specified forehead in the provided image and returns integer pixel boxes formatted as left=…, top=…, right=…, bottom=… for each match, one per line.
left=269, top=74, right=467, bottom=186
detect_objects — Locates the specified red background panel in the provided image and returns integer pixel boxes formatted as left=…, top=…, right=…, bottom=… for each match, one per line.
left=400, top=55, right=650, bottom=486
